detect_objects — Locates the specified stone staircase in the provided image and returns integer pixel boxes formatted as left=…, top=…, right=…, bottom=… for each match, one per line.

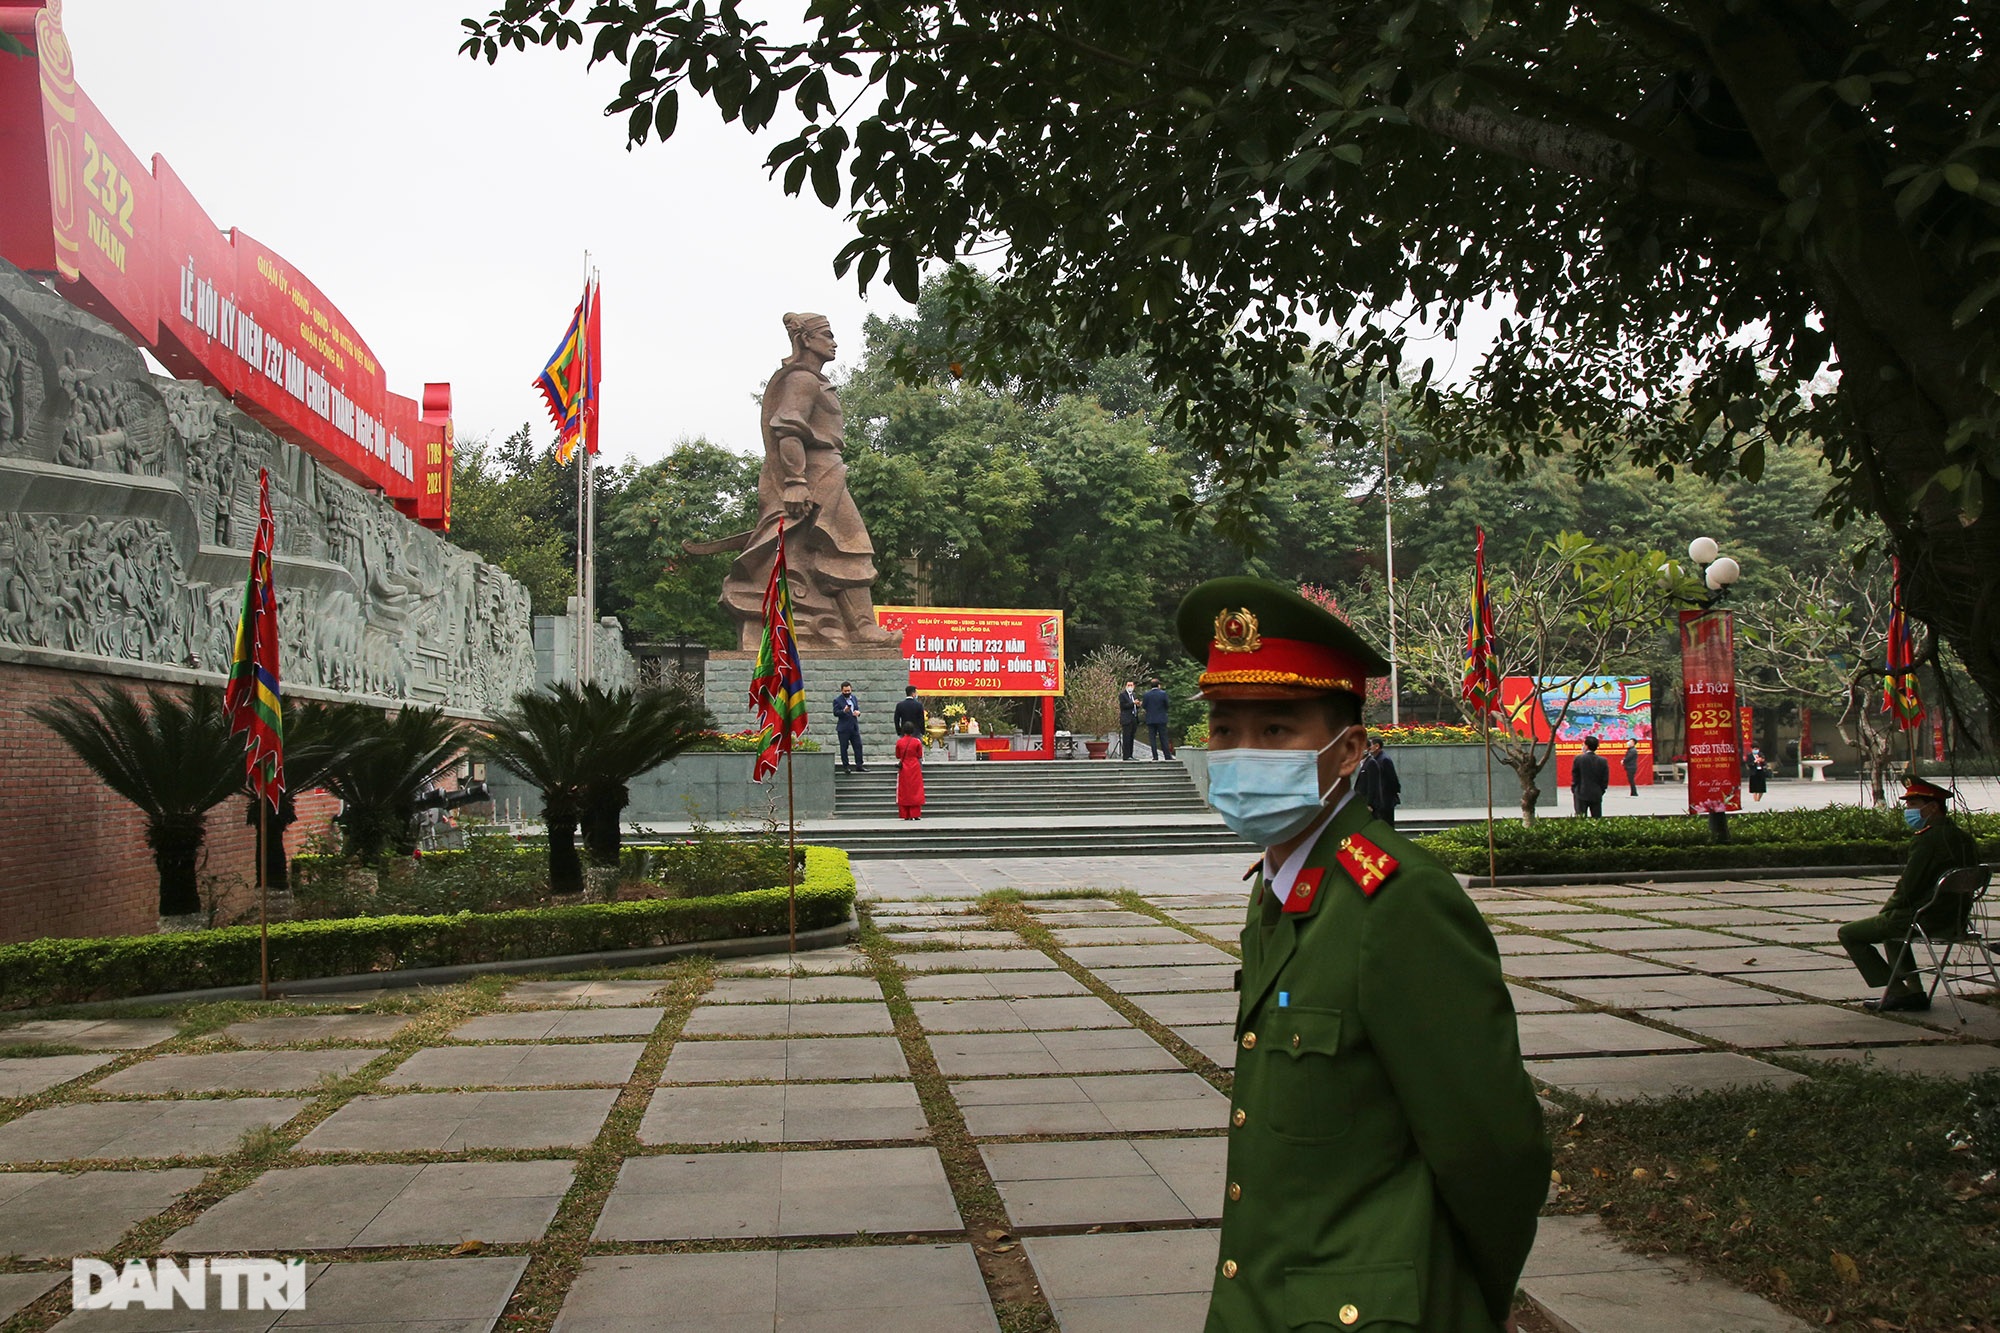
left=821, top=758, right=1254, bottom=859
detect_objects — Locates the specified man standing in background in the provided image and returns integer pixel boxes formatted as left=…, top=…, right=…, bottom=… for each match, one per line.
left=1364, top=735, right=1402, bottom=827
left=1622, top=737, right=1640, bottom=797
left=1571, top=735, right=1610, bottom=818
left=893, top=685, right=926, bottom=740
left=1142, top=677, right=1172, bottom=759
left=1120, top=679, right=1140, bottom=761
left=833, top=681, right=865, bottom=772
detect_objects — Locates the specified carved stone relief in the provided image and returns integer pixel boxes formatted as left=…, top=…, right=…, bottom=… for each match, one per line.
left=0, top=260, right=537, bottom=716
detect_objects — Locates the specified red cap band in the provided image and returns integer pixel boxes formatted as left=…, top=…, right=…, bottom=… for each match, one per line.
left=1201, top=634, right=1366, bottom=695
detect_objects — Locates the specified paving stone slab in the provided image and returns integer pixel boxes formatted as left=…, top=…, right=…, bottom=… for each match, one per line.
left=1549, top=975, right=1788, bottom=1010
left=594, top=1146, right=961, bottom=1241
left=1478, top=900, right=1598, bottom=916
left=1091, top=965, right=1241, bottom=994
left=1165, top=908, right=1247, bottom=927
left=660, top=1036, right=909, bottom=1084
left=1035, top=910, right=1167, bottom=928
left=682, top=1001, right=895, bottom=1037
left=1762, top=902, right=1878, bottom=922
left=1530, top=1051, right=1807, bottom=1102
left=887, top=930, right=1026, bottom=949
left=1560, top=927, right=1751, bottom=951
left=1636, top=907, right=1811, bottom=928
left=1024, top=898, right=1132, bottom=912
left=1642, top=1003, right=1948, bottom=1049
left=1640, top=946, right=1851, bottom=975
left=95, top=1048, right=386, bottom=1095
left=703, top=976, right=885, bottom=1004
left=384, top=1043, right=644, bottom=1089
left=868, top=900, right=981, bottom=915
left=951, top=1072, right=1229, bottom=1137
left=298, top=1089, right=618, bottom=1151
left=903, top=971, right=1089, bottom=1000
left=897, top=948, right=1059, bottom=973
left=1798, top=1044, right=2000, bottom=1077
left=1521, top=1217, right=1809, bottom=1333
left=1127, top=991, right=1236, bottom=1028
left=984, top=1136, right=1225, bottom=1227
left=1503, top=953, right=1682, bottom=980
left=1723, top=923, right=1847, bottom=948
left=1495, top=934, right=1590, bottom=955
left=279, top=1257, right=529, bottom=1332
left=638, top=1080, right=927, bottom=1145
left=553, top=1245, right=998, bottom=1332
left=0, top=1168, right=205, bottom=1258
left=222, top=1013, right=418, bottom=1046
left=503, top=979, right=670, bottom=1007
left=1024, top=1229, right=1218, bottom=1333
left=0, top=1019, right=178, bottom=1050
left=450, top=1007, right=664, bottom=1041
left=0, top=1274, right=60, bottom=1324
left=168, top=1160, right=575, bottom=1250
left=1515, top=1012, right=1702, bottom=1058
left=1170, top=1024, right=1238, bottom=1068
left=928, top=1029, right=1182, bottom=1078
left=715, top=946, right=872, bottom=976
left=0, top=1097, right=308, bottom=1163
left=1708, top=889, right=1874, bottom=907
left=912, top=995, right=1131, bottom=1033
left=1740, top=969, right=1876, bottom=1002
left=0, top=1053, right=118, bottom=1098
left=1064, top=943, right=1237, bottom=969
left=1507, top=985, right=1578, bottom=1014
left=1488, top=912, right=1629, bottom=932
left=1905, top=1001, right=2000, bottom=1040
left=1050, top=926, right=1200, bottom=947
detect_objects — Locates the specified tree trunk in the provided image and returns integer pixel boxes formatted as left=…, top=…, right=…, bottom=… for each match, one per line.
left=147, top=817, right=205, bottom=919
left=1836, top=682, right=1892, bottom=808
left=580, top=783, right=630, bottom=867
left=545, top=798, right=584, bottom=896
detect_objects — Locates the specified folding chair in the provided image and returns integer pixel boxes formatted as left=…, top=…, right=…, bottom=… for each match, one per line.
left=1881, top=865, right=2000, bottom=1025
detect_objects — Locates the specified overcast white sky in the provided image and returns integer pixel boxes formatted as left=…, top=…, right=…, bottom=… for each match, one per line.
left=62, top=0, right=912, bottom=468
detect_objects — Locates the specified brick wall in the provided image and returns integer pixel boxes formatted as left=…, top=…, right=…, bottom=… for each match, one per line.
left=0, top=661, right=341, bottom=944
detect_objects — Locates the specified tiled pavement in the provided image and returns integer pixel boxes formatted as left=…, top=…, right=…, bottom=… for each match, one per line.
left=0, top=860, right=1989, bottom=1330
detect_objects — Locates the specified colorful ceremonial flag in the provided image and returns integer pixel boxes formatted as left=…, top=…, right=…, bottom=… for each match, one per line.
left=1461, top=526, right=1501, bottom=715
left=1883, top=557, right=1924, bottom=730
left=749, top=520, right=808, bottom=783
left=224, top=468, right=285, bottom=809
left=535, top=278, right=601, bottom=465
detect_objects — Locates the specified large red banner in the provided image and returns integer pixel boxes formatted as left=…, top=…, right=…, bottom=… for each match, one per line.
left=0, top=2, right=451, bottom=527
left=874, top=607, right=1065, bottom=695
left=1680, top=610, right=1743, bottom=814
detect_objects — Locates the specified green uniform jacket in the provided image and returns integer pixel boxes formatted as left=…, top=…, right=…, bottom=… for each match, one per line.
left=1204, top=798, right=1550, bottom=1333
left=1884, top=816, right=1982, bottom=930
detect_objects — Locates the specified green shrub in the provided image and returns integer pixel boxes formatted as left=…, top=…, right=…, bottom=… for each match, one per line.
left=1414, top=807, right=2000, bottom=875
left=682, top=729, right=823, bottom=753
left=0, top=848, right=856, bottom=1009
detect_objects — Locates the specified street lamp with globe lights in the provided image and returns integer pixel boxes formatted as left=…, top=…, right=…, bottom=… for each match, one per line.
left=1677, top=537, right=1745, bottom=841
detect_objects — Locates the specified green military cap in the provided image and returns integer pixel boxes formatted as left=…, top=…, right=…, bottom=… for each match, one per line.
left=1177, top=577, right=1393, bottom=701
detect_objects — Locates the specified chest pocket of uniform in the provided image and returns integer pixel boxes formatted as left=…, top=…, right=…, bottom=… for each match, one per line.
left=1266, top=1006, right=1348, bottom=1144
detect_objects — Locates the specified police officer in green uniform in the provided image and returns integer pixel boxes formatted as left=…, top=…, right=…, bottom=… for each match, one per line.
left=1840, top=776, right=1981, bottom=1013
left=1181, top=578, right=1549, bottom=1333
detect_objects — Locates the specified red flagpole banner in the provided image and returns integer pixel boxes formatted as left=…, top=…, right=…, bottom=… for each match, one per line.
left=1680, top=609, right=1743, bottom=815
left=224, top=468, right=285, bottom=808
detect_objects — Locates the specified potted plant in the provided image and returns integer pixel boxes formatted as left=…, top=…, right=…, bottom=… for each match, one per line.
left=1064, top=646, right=1142, bottom=758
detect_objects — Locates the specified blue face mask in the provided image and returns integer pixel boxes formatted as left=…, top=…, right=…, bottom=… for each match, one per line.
left=1904, top=807, right=1926, bottom=831
left=1204, top=728, right=1354, bottom=847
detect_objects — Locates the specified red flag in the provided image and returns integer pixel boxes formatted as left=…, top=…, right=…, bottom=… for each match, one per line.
left=1461, top=527, right=1501, bottom=715
left=748, top=520, right=808, bottom=782
left=224, top=469, right=285, bottom=809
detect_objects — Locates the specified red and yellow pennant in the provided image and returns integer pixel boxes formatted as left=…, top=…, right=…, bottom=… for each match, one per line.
left=1461, top=527, right=1501, bottom=715
left=224, top=469, right=284, bottom=809
left=535, top=278, right=601, bottom=465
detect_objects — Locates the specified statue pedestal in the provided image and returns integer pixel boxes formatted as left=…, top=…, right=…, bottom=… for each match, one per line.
left=705, top=647, right=909, bottom=767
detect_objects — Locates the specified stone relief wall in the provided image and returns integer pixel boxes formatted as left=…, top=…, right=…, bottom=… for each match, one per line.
left=0, top=260, right=537, bottom=715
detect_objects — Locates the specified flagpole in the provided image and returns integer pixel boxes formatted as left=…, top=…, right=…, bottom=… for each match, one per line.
left=786, top=747, right=798, bottom=955
left=258, top=798, right=270, bottom=1000
left=1482, top=712, right=1498, bottom=887
left=580, top=254, right=596, bottom=685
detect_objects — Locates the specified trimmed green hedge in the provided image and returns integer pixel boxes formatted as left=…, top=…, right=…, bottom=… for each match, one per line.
left=0, top=847, right=855, bottom=1010
left=1415, top=808, right=2000, bottom=876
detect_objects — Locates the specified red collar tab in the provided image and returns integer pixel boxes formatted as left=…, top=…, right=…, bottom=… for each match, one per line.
left=1337, top=834, right=1399, bottom=898
left=1282, top=866, right=1325, bottom=914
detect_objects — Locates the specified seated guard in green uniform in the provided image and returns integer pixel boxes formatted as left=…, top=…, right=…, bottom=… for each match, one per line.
left=1182, top=578, right=1549, bottom=1333
left=1840, top=775, right=1981, bottom=1013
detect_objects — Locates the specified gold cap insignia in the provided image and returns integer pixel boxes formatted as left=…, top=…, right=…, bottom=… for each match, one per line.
left=1213, top=608, right=1261, bottom=653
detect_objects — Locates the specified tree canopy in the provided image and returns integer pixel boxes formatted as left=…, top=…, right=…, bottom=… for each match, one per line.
left=462, top=0, right=2000, bottom=712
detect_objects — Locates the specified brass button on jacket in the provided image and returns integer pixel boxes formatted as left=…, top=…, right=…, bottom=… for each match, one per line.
left=1227, top=1182, right=1242, bottom=1201
left=1339, top=1303, right=1360, bottom=1325
left=1241, top=1032, right=1257, bottom=1050
left=1222, top=1260, right=1239, bottom=1279
left=1231, top=1107, right=1247, bottom=1127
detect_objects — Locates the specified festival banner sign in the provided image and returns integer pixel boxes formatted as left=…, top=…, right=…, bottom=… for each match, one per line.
left=0, top=2, right=452, bottom=527
left=1679, top=609, right=1743, bottom=814
left=874, top=607, right=1065, bottom=695
left=1497, top=675, right=1654, bottom=785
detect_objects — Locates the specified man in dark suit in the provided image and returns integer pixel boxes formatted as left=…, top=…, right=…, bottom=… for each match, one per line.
left=833, top=682, right=864, bottom=771
left=1142, top=678, right=1172, bottom=759
left=1364, top=736, right=1402, bottom=826
left=1119, top=680, right=1140, bottom=760
left=893, top=685, right=926, bottom=739
left=1571, top=735, right=1611, bottom=818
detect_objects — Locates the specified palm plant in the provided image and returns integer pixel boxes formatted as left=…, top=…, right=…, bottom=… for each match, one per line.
left=575, top=683, right=709, bottom=866
left=245, top=699, right=368, bottom=890
left=479, top=687, right=591, bottom=895
left=36, top=685, right=243, bottom=920
left=321, top=705, right=465, bottom=862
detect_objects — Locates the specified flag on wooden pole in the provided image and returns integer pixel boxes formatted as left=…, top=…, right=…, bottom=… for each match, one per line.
left=1883, top=558, right=1924, bottom=731
left=749, top=519, right=808, bottom=783
left=535, top=278, right=601, bottom=465
left=225, top=469, right=284, bottom=808
left=1461, top=526, right=1501, bottom=714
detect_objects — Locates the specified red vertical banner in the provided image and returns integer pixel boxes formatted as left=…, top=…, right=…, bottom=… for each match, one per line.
left=1933, top=718, right=1946, bottom=762
left=1680, top=610, right=1743, bottom=814
left=1739, top=706, right=1753, bottom=758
